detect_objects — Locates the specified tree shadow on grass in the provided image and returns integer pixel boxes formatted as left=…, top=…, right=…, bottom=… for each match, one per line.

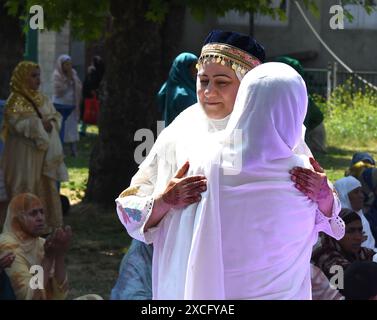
left=314, top=146, right=376, bottom=171
left=64, top=201, right=131, bottom=299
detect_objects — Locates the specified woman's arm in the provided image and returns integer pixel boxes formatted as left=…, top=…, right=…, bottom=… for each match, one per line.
left=144, top=161, right=206, bottom=231
left=7, top=113, right=49, bottom=150
left=290, top=157, right=345, bottom=240
left=290, top=157, right=335, bottom=217
left=116, top=160, right=206, bottom=243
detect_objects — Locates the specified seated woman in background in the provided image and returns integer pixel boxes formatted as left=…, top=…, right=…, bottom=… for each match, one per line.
left=312, top=208, right=376, bottom=280
left=359, top=168, right=377, bottom=243
left=0, top=193, right=71, bottom=300
left=111, top=239, right=152, bottom=300
left=345, top=152, right=375, bottom=178
left=310, top=263, right=344, bottom=300
left=334, top=176, right=376, bottom=250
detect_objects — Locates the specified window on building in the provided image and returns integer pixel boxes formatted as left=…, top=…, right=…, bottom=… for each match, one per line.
left=217, top=0, right=289, bottom=27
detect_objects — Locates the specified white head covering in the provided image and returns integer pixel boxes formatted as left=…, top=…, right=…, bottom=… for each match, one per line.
left=52, top=54, right=82, bottom=119
left=334, top=176, right=362, bottom=210
left=225, top=62, right=308, bottom=168
left=334, top=176, right=376, bottom=250
left=56, top=54, right=72, bottom=75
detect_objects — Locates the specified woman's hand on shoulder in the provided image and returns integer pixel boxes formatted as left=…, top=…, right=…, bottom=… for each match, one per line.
left=290, top=157, right=334, bottom=216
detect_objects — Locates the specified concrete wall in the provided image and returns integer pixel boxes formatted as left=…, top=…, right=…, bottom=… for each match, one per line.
left=318, top=0, right=377, bottom=72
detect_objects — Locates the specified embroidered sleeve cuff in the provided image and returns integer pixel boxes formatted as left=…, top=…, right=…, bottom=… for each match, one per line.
left=315, top=209, right=345, bottom=240
left=115, top=195, right=155, bottom=244
left=315, top=190, right=344, bottom=240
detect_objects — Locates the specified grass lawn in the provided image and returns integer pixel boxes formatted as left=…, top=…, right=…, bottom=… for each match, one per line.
left=61, top=123, right=376, bottom=299
left=61, top=126, right=131, bottom=299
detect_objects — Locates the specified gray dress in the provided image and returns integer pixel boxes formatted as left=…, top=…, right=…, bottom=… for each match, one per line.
left=110, top=239, right=153, bottom=300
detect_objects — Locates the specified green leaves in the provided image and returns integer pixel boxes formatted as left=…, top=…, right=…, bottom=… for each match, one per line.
left=4, top=0, right=110, bottom=41
left=145, top=0, right=169, bottom=23
left=4, top=0, right=375, bottom=41
left=4, top=0, right=23, bottom=16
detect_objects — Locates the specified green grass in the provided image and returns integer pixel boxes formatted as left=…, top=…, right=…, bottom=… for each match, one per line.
left=314, top=145, right=376, bottom=183
left=312, top=81, right=377, bottom=182
left=65, top=203, right=130, bottom=299
left=61, top=125, right=98, bottom=203
left=61, top=126, right=131, bottom=299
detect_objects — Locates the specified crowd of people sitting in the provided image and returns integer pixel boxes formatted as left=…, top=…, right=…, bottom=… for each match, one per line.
left=311, top=152, right=377, bottom=300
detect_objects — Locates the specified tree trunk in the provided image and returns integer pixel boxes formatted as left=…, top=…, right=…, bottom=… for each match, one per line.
left=0, top=1, right=25, bottom=99
left=85, top=0, right=185, bottom=205
left=160, top=3, right=186, bottom=78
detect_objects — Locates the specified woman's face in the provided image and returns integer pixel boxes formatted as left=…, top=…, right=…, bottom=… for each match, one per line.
left=348, top=187, right=365, bottom=211
left=338, top=219, right=364, bottom=255
left=197, top=62, right=240, bottom=119
left=62, top=60, right=72, bottom=74
left=27, top=67, right=41, bottom=91
left=19, top=205, right=46, bottom=237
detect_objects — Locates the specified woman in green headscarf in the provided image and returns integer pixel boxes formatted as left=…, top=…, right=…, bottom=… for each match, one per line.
left=0, top=61, right=68, bottom=232
left=157, top=52, right=198, bottom=126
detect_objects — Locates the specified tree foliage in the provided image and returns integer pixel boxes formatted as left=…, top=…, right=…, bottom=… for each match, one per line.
left=3, top=0, right=375, bottom=204
left=5, top=0, right=375, bottom=42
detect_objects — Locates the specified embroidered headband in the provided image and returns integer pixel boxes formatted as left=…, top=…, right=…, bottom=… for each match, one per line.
left=197, top=42, right=262, bottom=75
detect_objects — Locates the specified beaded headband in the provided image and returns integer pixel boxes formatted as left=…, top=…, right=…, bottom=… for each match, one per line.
left=197, top=43, right=262, bottom=75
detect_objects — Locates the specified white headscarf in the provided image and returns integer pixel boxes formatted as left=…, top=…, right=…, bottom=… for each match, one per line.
left=334, top=176, right=362, bottom=210
left=334, top=176, right=376, bottom=250
left=225, top=62, right=308, bottom=167
left=52, top=54, right=82, bottom=112
left=55, top=54, right=71, bottom=75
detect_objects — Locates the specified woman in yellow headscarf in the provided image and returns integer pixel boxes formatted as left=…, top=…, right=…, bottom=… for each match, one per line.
left=0, top=61, right=68, bottom=232
left=0, top=193, right=71, bottom=300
